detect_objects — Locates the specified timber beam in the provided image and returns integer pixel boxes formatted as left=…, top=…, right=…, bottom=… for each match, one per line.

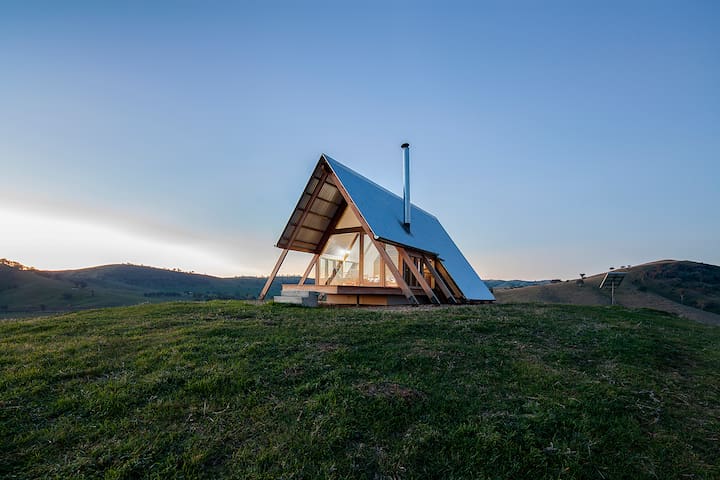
left=422, top=255, right=457, bottom=304
left=258, top=248, right=289, bottom=301
left=398, top=247, right=441, bottom=305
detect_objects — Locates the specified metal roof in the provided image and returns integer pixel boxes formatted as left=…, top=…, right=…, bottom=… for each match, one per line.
left=323, top=156, right=495, bottom=301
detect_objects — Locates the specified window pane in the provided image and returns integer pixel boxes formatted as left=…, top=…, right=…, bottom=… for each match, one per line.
left=319, top=233, right=360, bottom=286
left=423, top=258, right=434, bottom=287
left=403, top=255, right=421, bottom=287
left=362, top=235, right=382, bottom=285
left=385, top=244, right=399, bottom=287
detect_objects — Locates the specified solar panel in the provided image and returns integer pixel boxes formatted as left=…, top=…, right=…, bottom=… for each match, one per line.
left=599, top=271, right=626, bottom=305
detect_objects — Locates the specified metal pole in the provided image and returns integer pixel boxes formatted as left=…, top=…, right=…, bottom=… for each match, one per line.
left=611, top=282, right=615, bottom=305
left=401, top=143, right=410, bottom=226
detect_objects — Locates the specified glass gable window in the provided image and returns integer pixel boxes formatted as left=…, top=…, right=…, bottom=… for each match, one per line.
left=317, top=228, right=405, bottom=289
left=319, top=233, right=360, bottom=286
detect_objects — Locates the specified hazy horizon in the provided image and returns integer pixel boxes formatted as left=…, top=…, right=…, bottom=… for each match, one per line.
left=2, top=2, right=719, bottom=281
left=5, top=253, right=709, bottom=282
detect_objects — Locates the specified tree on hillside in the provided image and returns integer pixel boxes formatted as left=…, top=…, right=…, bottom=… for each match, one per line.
left=0, top=259, right=33, bottom=270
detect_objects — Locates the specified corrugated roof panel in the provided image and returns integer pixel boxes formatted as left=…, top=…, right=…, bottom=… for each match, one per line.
left=303, top=213, right=330, bottom=231
left=296, top=228, right=323, bottom=245
left=289, top=210, right=302, bottom=227
left=297, top=193, right=311, bottom=211
left=279, top=226, right=292, bottom=242
left=324, top=155, right=494, bottom=301
left=318, top=183, right=338, bottom=202
left=276, top=162, right=332, bottom=251
left=310, top=197, right=339, bottom=217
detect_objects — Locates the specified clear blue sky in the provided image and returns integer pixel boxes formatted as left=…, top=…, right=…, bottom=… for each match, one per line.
left=1, top=1, right=718, bottom=280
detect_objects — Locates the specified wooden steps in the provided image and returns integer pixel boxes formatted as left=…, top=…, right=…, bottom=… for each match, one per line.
left=273, top=290, right=319, bottom=307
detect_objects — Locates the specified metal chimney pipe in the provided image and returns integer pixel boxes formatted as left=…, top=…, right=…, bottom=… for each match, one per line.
left=401, top=143, right=410, bottom=226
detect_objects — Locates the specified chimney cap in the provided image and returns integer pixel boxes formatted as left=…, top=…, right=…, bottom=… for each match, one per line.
left=401, top=143, right=410, bottom=149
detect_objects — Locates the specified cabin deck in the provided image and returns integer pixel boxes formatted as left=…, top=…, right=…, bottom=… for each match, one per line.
left=281, top=284, right=430, bottom=305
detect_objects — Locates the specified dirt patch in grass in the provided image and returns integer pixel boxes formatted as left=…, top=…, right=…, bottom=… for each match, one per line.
left=357, top=382, right=426, bottom=402
left=314, top=341, right=341, bottom=352
left=282, top=365, right=304, bottom=379
left=405, top=347, right=444, bottom=360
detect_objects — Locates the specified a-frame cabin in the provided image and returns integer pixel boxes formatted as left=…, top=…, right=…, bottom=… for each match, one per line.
left=259, top=150, right=495, bottom=305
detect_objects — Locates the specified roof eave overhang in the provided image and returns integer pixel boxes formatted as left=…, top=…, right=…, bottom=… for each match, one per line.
left=275, top=154, right=373, bottom=254
left=374, top=236, right=439, bottom=259
left=274, top=156, right=341, bottom=253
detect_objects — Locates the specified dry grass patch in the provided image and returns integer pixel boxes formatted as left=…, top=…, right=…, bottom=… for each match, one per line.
left=356, top=382, right=426, bottom=402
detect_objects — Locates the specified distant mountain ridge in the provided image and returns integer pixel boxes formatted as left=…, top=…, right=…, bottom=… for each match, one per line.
left=4, top=259, right=718, bottom=324
left=1, top=259, right=546, bottom=317
left=0, top=260, right=304, bottom=316
left=485, top=279, right=551, bottom=290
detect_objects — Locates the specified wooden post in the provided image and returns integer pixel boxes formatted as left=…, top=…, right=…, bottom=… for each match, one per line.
left=299, top=254, right=319, bottom=286
left=422, top=256, right=457, bottom=304
left=398, top=247, right=440, bottom=305
left=315, top=259, right=320, bottom=287
left=258, top=249, right=289, bottom=301
left=358, top=234, right=364, bottom=285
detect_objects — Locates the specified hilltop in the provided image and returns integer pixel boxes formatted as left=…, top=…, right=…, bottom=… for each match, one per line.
left=495, top=260, right=720, bottom=325
left=485, top=279, right=551, bottom=290
left=1, top=301, right=718, bottom=478
left=0, top=260, right=303, bottom=316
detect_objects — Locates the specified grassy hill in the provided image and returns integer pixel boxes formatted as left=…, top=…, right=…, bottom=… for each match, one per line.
left=0, top=260, right=304, bottom=317
left=496, top=260, right=720, bottom=326
left=1, top=301, right=719, bottom=478
left=485, top=279, right=551, bottom=290
left=628, top=260, right=720, bottom=314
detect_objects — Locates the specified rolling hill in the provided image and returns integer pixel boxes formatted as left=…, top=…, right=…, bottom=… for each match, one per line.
left=4, top=258, right=719, bottom=324
left=485, top=279, right=551, bottom=290
left=495, top=260, right=720, bottom=325
left=0, top=260, right=304, bottom=316
left=1, top=301, right=718, bottom=478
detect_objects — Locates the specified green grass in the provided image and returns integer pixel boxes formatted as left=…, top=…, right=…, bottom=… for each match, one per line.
left=1, top=302, right=719, bottom=479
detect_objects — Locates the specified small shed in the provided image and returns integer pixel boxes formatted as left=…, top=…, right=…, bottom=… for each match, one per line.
left=259, top=148, right=495, bottom=305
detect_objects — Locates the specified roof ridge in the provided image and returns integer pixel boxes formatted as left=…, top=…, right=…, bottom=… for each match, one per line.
left=322, top=154, right=439, bottom=220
